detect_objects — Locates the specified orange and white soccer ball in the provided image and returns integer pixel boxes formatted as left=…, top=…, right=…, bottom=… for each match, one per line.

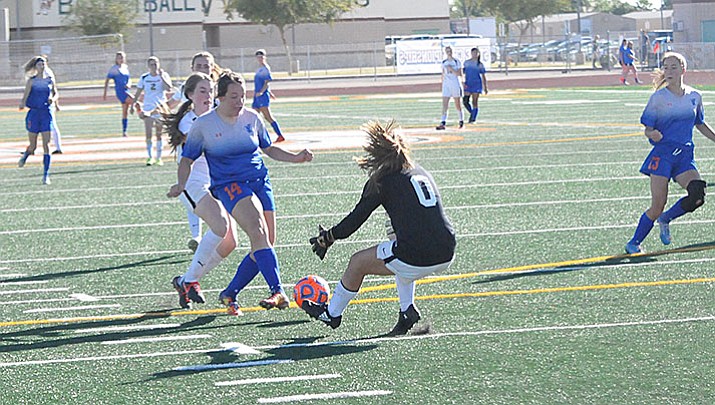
left=293, top=275, right=330, bottom=307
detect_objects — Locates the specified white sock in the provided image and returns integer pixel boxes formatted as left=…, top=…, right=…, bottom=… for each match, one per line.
left=183, top=230, right=223, bottom=282
left=187, top=210, right=201, bottom=239
left=146, top=141, right=152, bottom=158
left=395, top=276, right=416, bottom=312
left=441, top=114, right=447, bottom=122
left=156, top=140, right=163, bottom=159
left=51, top=127, right=62, bottom=150
left=327, top=281, right=358, bottom=317
left=458, top=109, right=464, bottom=121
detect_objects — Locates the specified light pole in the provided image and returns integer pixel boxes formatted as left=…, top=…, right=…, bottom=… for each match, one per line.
left=660, top=0, right=664, bottom=30
left=146, top=1, right=154, bottom=55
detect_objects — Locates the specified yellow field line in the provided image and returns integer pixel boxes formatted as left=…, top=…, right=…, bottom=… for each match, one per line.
left=2, top=243, right=714, bottom=328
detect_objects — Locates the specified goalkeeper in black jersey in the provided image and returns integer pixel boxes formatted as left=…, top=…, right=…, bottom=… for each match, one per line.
left=304, top=120, right=456, bottom=335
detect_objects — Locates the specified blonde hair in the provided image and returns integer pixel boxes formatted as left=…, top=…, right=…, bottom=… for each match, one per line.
left=355, top=120, right=413, bottom=191
left=23, top=56, right=46, bottom=77
left=652, top=52, right=687, bottom=90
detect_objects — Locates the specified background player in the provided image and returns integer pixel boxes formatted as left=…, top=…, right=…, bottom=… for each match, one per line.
left=130, top=56, right=172, bottom=166
left=103, top=51, right=133, bottom=137
left=252, top=49, right=285, bottom=142
left=436, top=46, right=464, bottom=130
left=462, top=47, right=488, bottom=124
left=304, top=120, right=456, bottom=336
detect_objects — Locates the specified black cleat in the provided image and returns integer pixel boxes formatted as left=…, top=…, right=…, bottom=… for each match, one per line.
left=185, top=281, right=206, bottom=304
left=171, top=276, right=191, bottom=309
left=458, top=120, right=464, bottom=129
left=387, top=304, right=421, bottom=336
left=301, top=300, right=342, bottom=329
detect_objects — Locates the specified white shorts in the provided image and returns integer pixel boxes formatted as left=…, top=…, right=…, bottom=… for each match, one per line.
left=442, top=79, right=463, bottom=98
left=179, top=180, right=211, bottom=213
left=376, top=240, right=453, bottom=282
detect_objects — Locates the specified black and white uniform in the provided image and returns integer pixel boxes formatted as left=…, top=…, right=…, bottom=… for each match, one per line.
left=332, top=165, right=456, bottom=281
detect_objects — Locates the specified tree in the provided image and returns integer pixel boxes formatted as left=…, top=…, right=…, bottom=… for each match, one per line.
left=483, top=0, right=569, bottom=46
left=450, top=0, right=486, bottom=19
left=588, top=0, right=654, bottom=15
left=62, top=0, right=138, bottom=38
left=223, top=0, right=359, bottom=74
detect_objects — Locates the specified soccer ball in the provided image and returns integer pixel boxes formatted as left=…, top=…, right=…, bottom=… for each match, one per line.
left=293, top=275, right=330, bottom=307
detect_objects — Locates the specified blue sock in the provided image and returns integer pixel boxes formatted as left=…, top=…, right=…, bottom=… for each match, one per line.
left=471, top=108, right=479, bottom=122
left=270, top=121, right=283, bottom=137
left=224, top=254, right=259, bottom=298
left=630, top=212, right=654, bottom=244
left=661, top=199, right=687, bottom=223
left=122, top=118, right=128, bottom=132
left=253, top=247, right=283, bottom=293
left=43, top=154, right=51, bottom=177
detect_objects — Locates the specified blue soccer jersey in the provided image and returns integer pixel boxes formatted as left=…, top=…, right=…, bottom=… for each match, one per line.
left=463, top=59, right=486, bottom=93
left=26, top=75, right=53, bottom=109
left=640, top=85, right=704, bottom=147
left=252, top=65, right=272, bottom=108
left=182, top=108, right=272, bottom=189
left=107, top=64, right=131, bottom=101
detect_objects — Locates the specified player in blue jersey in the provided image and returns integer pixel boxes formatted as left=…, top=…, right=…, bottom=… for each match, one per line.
left=175, top=70, right=313, bottom=314
left=18, top=56, right=58, bottom=185
left=436, top=46, right=464, bottom=130
left=621, top=41, right=642, bottom=85
left=165, top=72, right=239, bottom=309
left=303, top=119, right=456, bottom=335
left=462, top=47, right=488, bottom=124
left=252, top=49, right=285, bottom=142
left=625, top=52, right=715, bottom=254
left=103, top=51, right=134, bottom=137
left=131, top=56, right=172, bottom=166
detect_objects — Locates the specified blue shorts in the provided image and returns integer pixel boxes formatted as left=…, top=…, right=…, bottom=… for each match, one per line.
left=26, top=108, right=52, bottom=133
left=464, top=83, right=483, bottom=94
left=116, top=90, right=132, bottom=104
left=639, top=144, right=697, bottom=180
left=212, top=176, right=275, bottom=215
left=252, top=93, right=270, bottom=109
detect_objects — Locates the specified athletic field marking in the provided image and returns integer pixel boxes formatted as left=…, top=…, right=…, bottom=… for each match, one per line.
left=0, top=273, right=28, bottom=279
left=0, top=298, right=73, bottom=306
left=0, top=287, right=69, bottom=295
left=73, top=323, right=181, bottom=334
left=257, top=390, right=392, bottom=403
left=101, top=334, right=212, bottom=345
left=69, top=293, right=100, bottom=302
left=0, top=280, right=48, bottom=286
left=23, top=304, right=121, bottom=314
left=511, top=99, right=621, bottom=105
left=252, top=315, right=715, bottom=351
left=215, top=373, right=341, bottom=387
left=173, top=359, right=293, bottom=372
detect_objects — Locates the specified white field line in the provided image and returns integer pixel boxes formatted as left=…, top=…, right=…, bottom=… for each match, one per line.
left=4, top=219, right=715, bottom=266
left=0, top=298, right=73, bottom=305
left=0, top=274, right=28, bottom=278
left=73, top=323, right=182, bottom=334
left=0, top=288, right=69, bottom=295
left=23, top=304, right=121, bottom=314
left=257, top=390, right=392, bottom=403
left=173, top=359, right=293, bottom=372
left=2, top=316, right=713, bottom=368
left=101, top=334, right=212, bottom=345
left=215, top=373, right=341, bottom=387
left=0, top=280, right=47, bottom=286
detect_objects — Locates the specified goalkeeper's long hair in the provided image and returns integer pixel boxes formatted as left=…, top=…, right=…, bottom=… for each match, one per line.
left=356, top=120, right=414, bottom=191
left=163, top=72, right=212, bottom=153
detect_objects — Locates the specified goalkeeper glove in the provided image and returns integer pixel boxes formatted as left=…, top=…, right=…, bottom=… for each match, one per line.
left=309, top=225, right=335, bottom=260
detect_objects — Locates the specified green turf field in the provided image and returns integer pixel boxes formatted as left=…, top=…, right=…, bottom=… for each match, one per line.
left=2, top=87, right=715, bottom=404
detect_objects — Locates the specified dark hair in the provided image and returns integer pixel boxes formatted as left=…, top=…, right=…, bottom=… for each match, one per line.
left=471, top=47, right=481, bottom=64
left=255, top=49, right=266, bottom=56
left=164, top=72, right=212, bottom=151
left=355, top=119, right=413, bottom=192
left=190, top=51, right=222, bottom=82
left=216, top=70, right=245, bottom=97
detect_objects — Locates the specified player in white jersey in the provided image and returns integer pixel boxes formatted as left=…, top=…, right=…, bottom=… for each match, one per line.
left=436, top=46, right=464, bottom=130
left=131, top=56, right=172, bottom=166
left=625, top=52, right=715, bottom=254
left=165, top=72, right=238, bottom=309
left=170, top=70, right=313, bottom=314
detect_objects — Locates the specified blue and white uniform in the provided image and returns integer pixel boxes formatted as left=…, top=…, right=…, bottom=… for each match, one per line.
left=463, top=59, right=486, bottom=94
left=623, top=48, right=636, bottom=66
left=25, top=74, right=53, bottom=133
left=182, top=108, right=274, bottom=214
left=177, top=110, right=211, bottom=211
left=639, top=85, right=704, bottom=179
left=441, top=58, right=462, bottom=98
left=107, top=63, right=132, bottom=103
left=252, top=64, right=272, bottom=109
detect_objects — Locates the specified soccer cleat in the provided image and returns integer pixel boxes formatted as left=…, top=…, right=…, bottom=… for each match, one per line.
left=458, top=121, right=464, bottom=129
left=51, top=150, right=62, bottom=155
left=18, top=157, right=26, bottom=168
left=122, top=132, right=128, bottom=137
left=185, top=281, right=206, bottom=304
left=219, top=291, right=243, bottom=316
left=187, top=238, right=199, bottom=252
left=301, top=300, right=342, bottom=329
left=259, top=291, right=290, bottom=310
left=658, top=216, right=672, bottom=245
left=42, top=176, right=51, bottom=185
left=387, top=304, right=421, bottom=336
left=625, top=241, right=643, bottom=254
left=435, top=122, right=446, bottom=130
left=146, top=157, right=155, bottom=166
left=155, top=158, right=164, bottom=166
left=468, top=119, right=475, bottom=124
left=171, top=276, right=191, bottom=309
left=635, top=78, right=643, bottom=84
left=275, top=135, right=285, bottom=143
